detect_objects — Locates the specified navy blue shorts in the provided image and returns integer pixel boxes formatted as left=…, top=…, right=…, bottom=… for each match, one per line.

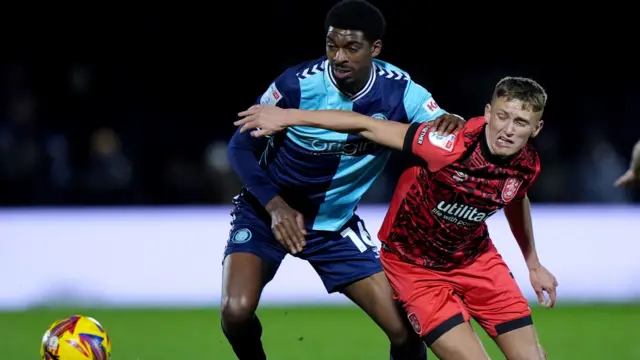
left=224, top=194, right=382, bottom=293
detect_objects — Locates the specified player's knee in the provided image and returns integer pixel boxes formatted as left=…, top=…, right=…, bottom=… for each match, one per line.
left=221, top=294, right=258, bottom=326
left=343, top=272, right=410, bottom=345
left=384, top=322, right=412, bottom=346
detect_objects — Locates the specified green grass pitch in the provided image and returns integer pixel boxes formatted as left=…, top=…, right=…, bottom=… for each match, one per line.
left=3, top=304, right=640, bottom=359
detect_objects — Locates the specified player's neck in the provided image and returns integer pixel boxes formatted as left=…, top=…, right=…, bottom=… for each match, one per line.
left=481, top=126, right=514, bottom=164
left=339, top=80, right=366, bottom=96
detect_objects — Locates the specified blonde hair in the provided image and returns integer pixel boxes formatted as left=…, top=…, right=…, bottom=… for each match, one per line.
left=493, top=76, right=547, bottom=112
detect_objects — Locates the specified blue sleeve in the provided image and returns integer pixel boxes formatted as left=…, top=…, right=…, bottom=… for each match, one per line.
left=403, top=79, right=447, bottom=123
left=227, top=68, right=301, bottom=207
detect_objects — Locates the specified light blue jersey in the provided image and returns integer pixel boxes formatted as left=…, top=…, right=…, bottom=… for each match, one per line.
left=256, top=57, right=447, bottom=231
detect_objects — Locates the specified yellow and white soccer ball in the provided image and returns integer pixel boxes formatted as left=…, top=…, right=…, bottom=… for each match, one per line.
left=40, top=315, right=112, bottom=360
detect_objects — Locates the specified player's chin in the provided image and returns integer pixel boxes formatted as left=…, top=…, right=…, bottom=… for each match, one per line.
left=493, top=145, right=519, bottom=157
left=334, top=74, right=353, bottom=84
left=493, top=140, right=522, bottom=156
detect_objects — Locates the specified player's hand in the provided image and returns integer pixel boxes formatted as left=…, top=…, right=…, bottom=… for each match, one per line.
left=235, top=105, right=291, bottom=137
left=265, top=196, right=307, bottom=254
left=529, top=265, right=558, bottom=308
left=430, top=114, right=465, bottom=136
left=614, top=169, right=639, bottom=187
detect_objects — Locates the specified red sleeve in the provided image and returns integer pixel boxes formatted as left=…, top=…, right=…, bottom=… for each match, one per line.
left=402, top=122, right=466, bottom=172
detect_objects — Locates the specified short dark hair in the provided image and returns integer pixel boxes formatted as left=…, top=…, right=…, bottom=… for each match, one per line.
left=493, top=76, right=548, bottom=112
left=324, top=0, right=386, bottom=43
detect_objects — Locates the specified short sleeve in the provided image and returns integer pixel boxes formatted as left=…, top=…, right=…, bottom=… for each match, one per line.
left=256, top=68, right=301, bottom=109
left=402, top=122, right=465, bottom=171
left=403, top=79, right=447, bottom=123
left=514, top=156, right=541, bottom=200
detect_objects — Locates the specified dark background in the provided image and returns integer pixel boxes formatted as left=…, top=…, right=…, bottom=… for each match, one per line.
left=1, top=2, right=638, bottom=206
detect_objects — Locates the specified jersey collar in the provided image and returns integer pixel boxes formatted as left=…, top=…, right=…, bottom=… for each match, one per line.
left=325, top=60, right=377, bottom=102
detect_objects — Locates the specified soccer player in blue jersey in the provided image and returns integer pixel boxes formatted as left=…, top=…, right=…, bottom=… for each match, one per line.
left=222, top=1, right=464, bottom=359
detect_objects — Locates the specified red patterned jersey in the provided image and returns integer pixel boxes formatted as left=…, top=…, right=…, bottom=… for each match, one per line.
left=378, top=117, right=540, bottom=270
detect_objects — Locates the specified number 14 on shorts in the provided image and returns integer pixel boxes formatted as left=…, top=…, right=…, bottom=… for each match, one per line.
left=341, top=222, right=380, bottom=257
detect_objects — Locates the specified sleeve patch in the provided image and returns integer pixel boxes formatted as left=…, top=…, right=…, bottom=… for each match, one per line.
left=416, top=125, right=429, bottom=145
left=428, top=131, right=456, bottom=152
left=260, top=83, right=283, bottom=105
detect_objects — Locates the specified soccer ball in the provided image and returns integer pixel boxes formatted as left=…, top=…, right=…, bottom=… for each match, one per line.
left=40, top=315, right=112, bottom=360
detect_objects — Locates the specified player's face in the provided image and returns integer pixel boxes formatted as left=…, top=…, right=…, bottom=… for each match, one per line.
left=484, top=97, right=544, bottom=157
left=326, top=27, right=381, bottom=89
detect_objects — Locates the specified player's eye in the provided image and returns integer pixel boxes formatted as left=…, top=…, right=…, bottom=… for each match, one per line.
left=349, top=46, right=360, bottom=52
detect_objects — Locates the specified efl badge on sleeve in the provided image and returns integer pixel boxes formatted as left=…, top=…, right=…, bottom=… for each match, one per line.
left=501, top=177, right=523, bottom=202
left=260, top=83, right=283, bottom=105
left=428, top=131, right=456, bottom=152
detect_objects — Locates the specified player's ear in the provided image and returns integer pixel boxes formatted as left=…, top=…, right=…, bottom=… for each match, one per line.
left=531, top=119, right=544, bottom=138
left=484, top=104, right=491, bottom=123
left=371, top=39, right=382, bottom=57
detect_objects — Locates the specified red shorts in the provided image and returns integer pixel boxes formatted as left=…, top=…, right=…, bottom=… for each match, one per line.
left=381, top=246, right=532, bottom=345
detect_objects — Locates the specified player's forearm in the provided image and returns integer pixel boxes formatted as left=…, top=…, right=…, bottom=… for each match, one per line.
left=503, top=195, right=541, bottom=269
left=287, top=109, right=407, bottom=150
left=228, top=130, right=279, bottom=206
left=631, top=139, right=640, bottom=174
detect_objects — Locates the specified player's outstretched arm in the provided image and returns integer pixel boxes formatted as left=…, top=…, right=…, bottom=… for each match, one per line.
left=633, top=139, right=640, bottom=167
left=236, top=105, right=409, bottom=151
left=614, top=138, right=640, bottom=187
left=292, top=109, right=409, bottom=150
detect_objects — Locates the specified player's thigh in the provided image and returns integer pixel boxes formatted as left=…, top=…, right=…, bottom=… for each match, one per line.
left=301, top=217, right=416, bottom=342
left=430, top=322, right=490, bottom=360
left=461, top=248, right=533, bottom=339
left=300, top=218, right=410, bottom=343
left=494, top=325, right=546, bottom=360
left=301, top=216, right=382, bottom=294
left=221, top=203, right=286, bottom=323
left=380, top=251, right=472, bottom=347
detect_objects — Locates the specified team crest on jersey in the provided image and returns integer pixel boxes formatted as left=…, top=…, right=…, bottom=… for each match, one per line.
left=231, top=228, right=252, bottom=243
left=407, top=313, right=422, bottom=335
left=260, top=83, right=282, bottom=105
left=428, top=131, right=455, bottom=152
left=501, top=178, right=523, bottom=202
left=371, top=113, right=387, bottom=120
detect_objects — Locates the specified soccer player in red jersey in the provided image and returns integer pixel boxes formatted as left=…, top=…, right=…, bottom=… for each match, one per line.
left=236, top=76, right=558, bottom=359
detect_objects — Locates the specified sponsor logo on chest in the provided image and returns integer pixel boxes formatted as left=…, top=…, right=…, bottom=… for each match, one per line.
left=308, top=138, right=381, bottom=156
left=432, top=201, right=498, bottom=226
left=302, top=112, right=387, bottom=156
